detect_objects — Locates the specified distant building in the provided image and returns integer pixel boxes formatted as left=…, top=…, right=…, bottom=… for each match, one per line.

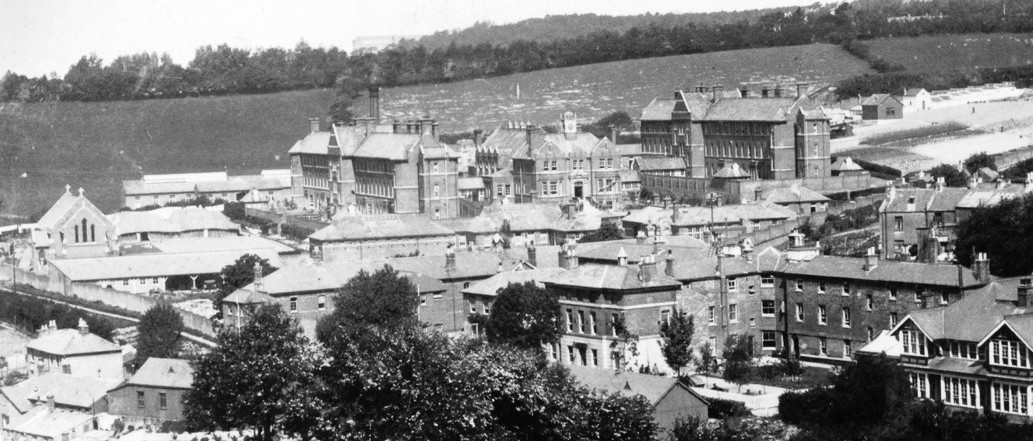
left=830, top=156, right=866, bottom=177
left=633, top=157, right=687, bottom=177
left=902, top=88, right=931, bottom=112
left=25, top=320, right=123, bottom=380
left=121, top=170, right=291, bottom=210
left=107, top=358, right=194, bottom=425
left=461, top=266, right=567, bottom=336
left=760, top=184, right=831, bottom=217
left=640, top=83, right=830, bottom=179
left=569, top=365, right=708, bottom=434
left=107, top=207, right=239, bottom=245
left=861, top=94, right=904, bottom=120
left=0, top=373, right=120, bottom=419
left=30, top=186, right=117, bottom=272
left=1, top=399, right=95, bottom=441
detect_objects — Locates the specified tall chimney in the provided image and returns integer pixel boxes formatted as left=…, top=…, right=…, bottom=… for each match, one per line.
left=609, top=124, right=617, bottom=144
left=639, top=255, right=656, bottom=283
left=711, top=85, right=724, bottom=102
left=309, top=117, right=321, bottom=133
left=1018, top=278, right=1032, bottom=307
left=253, top=262, right=264, bottom=291
left=526, top=241, right=537, bottom=267
left=796, top=82, right=809, bottom=98
left=653, top=233, right=666, bottom=255
left=617, top=247, right=628, bottom=266
left=445, top=244, right=456, bottom=272
left=77, top=318, right=89, bottom=335
left=863, top=247, right=878, bottom=271
left=665, top=250, right=675, bottom=277
left=46, top=393, right=55, bottom=412
left=974, top=252, right=991, bottom=284
left=636, top=230, right=647, bottom=244
left=368, top=86, right=381, bottom=121
left=473, top=129, right=484, bottom=148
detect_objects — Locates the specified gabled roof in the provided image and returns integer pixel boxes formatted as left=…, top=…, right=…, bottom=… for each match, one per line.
left=782, top=255, right=983, bottom=288
left=27, top=329, right=120, bottom=356
left=881, top=187, right=970, bottom=213
left=640, top=97, right=678, bottom=121
left=49, top=249, right=281, bottom=281
left=543, top=263, right=681, bottom=291
left=903, top=88, right=928, bottom=97
left=311, top=214, right=455, bottom=242
left=37, top=189, right=83, bottom=230
left=896, top=280, right=1027, bottom=343
left=287, top=131, right=333, bottom=155
left=618, top=169, right=641, bottom=183
left=458, top=177, right=486, bottom=190
left=351, top=132, right=423, bottom=161
left=123, top=358, right=194, bottom=389
left=461, top=267, right=567, bottom=297
left=568, top=365, right=707, bottom=406
left=764, top=185, right=831, bottom=204
left=830, top=156, right=864, bottom=172
left=713, top=162, right=750, bottom=179
left=516, top=132, right=603, bottom=159
left=5, top=406, right=94, bottom=438
left=861, top=94, right=902, bottom=106
left=702, top=97, right=806, bottom=122
left=670, top=203, right=795, bottom=227
left=0, top=373, right=121, bottom=410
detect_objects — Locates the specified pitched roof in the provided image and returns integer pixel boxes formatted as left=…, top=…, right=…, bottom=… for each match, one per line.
left=351, top=133, right=422, bottom=161
left=124, top=358, right=194, bottom=389
left=5, top=406, right=95, bottom=438
left=311, top=214, right=455, bottom=242
left=713, top=162, right=750, bottom=178
left=122, top=174, right=288, bottom=196
left=461, top=267, right=567, bottom=296
left=458, top=177, right=486, bottom=190
left=782, top=255, right=983, bottom=288
left=640, top=97, right=678, bottom=121
left=903, top=88, right=927, bottom=97
left=618, top=144, right=643, bottom=156
left=618, top=169, right=641, bottom=183
left=568, top=366, right=706, bottom=406
left=764, top=185, right=831, bottom=204
left=543, top=263, right=681, bottom=291
left=670, top=203, right=795, bottom=227
left=109, top=208, right=238, bottom=235
left=861, top=94, right=902, bottom=106
left=0, top=373, right=121, bottom=410
left=702, top=97, right=804, bottom=121
left=516, top=132, right=604, bottom=159
left=37, top=188, right=83, bottom=230
left=287, top=131, right=333, bottom=155
left=830, top=157, right=864, bottom=172
left=27, top=329, right=120, bottom=356
left=149, top=236, right=297, bottom=255
left=636, top=156, right=686, bottom=172
left=901, top=279, right=1027, bottom=343
left=881, top=188, right=970, bottom=213
left=49, top=249, right=281, bottom=281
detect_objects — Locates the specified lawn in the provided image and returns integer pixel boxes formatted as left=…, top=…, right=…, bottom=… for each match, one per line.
left=0, top=43, right=871, bottom=218
left=867, top=33, right=1033, bottom=77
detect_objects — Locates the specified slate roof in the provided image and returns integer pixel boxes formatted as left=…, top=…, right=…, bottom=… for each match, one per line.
left=618, top=169, right=641, bottom=183
left=618, top=144, right=642, bottom=156
left=516, top=132, right=605, bottom=159
left=479, top=126, right=529, bottom=160
left=109, top=209, right=238, bottom=236
left=149, top=236, right=296, bottom=255
left=713, top=163, right=750, bottom=179
left=287, top=131, right=333, bottom=155
left=461, top=267, right=567, bottom=297
left=830, top=157, right=864, bottom=172
left=350, top=133, right=423, bottom=161
left=123, top=358, right=194, bottom=389
left=670, top=203, right=795, bottom=227
left=122, top=175, right=288, bottom=196
left=903, top=88, right=927, bottom=97
left=37, top=189, right=82, bottom=231
left=636, top=157, right=686, bottom=172
left=881, top=188, right=969, bottom=213
left=0, top=373, right=121, bottom=410
left=5, top=406, right=95, bottom=438
left=49, top=249, right=281, bottom=281
left=543, top=263, right=681, bottom=290
left=899, top=279, right=1026, bottom=343
left=781, top=255, right=983, bottom=288
left=27, top=329, right=120, bottom=356
left=479, top=203, right=602, bottom=233
left=861, top=94, right=902, bottom=106
left=458, top=177, right=486, bottom=190
left=311, top=214, right=455, bottom=242
left=568, top=365, right=706, bottom=406
left=764, top=185, right=831, bottom=204
left=702, top=97, right=804, bottom=122
left=640, top=97, right=678, bottom=121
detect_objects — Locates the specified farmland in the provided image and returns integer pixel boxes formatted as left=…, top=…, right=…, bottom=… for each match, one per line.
left=0, top=44, right=871, bottom=217
left=867, top=33, right=1033, bottom=76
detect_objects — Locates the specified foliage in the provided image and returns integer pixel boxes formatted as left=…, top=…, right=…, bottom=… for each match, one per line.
left=0, top=291, right=117, bottom=340
left=1004, top=156, right=1033, bottom=182
left=963, top=151, right=996, bottom=174
left=279, top=223, right=315, bottom=241
left=581, top=110, right=635, bottom=140
left=926, top=163, right=967, bottom=187
left=484, top=282, right=561, bottom=350
left=721, top=335, right=754, bottom=392
left=697, top=342, right=717, bottom=375
left=707, top=398, right=751, bottom=420
left=851, top=158, right=901, bottom=180
left=184, top=305, right=323, bottom=441
left=316, top=265, right=419, bottom=342
left=579, top=221, right=624, bottom=243
left=955, top=193, right=1033, bottom=277
left=779, top=355, right=908, bottom=427
left=215, top=254, right=276, bottom=312
left=222, top=202, right=246, bottom=221
left=609, top=313, right=640, bottom=371
left=834, top=72, right=927, bottom=101
left=135, top=302, right=184, bottom=367
left=659, top=309, right=695, bottom=374
left=3, top=370, right=29, bottom=386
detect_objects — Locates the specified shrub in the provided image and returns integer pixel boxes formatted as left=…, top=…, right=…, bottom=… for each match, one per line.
left=707, top=397, right=751, bottom=419
left=778, top=388, right=836, bottom=424
left=850, top=158, right=901, bottom=180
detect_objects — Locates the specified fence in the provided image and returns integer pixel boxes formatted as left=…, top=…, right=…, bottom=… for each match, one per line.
left=0, top=264, right=215, bottom=337
left=994, top=146, right=1033, bottom=172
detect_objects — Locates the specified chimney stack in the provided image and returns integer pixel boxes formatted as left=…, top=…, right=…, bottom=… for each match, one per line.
left=974, top=252, right=991, bottom=283
left=796, top=82, right=809, bottom=98
left=617, top=247, right=628, bottom=266
left=309, top=117, right=321, bottom=133
left=664, top=250, right=675, bottom=278
left=49, top=320, right=57, bottom=332
left=1018, top=278, right=1032, bottom=307
left=755, top=187, right=764, bottom=201
left=639, top=255, right=656, bottom=283
left=368, top=86, right=381, bottom=121
left=473, top=129, right=484, bottom=148
left=526, top=241, right=537, bottom=267
left=636, top=230, right=647, bottom=245
left=609, top=124, right=618, bottom=144
left=789, top=230, right=805, bottom=248
left=558, top=242, right=579, bottom=269
left=653, top=233, right=666, bottom=255
left=46, top=393, right=55, bottom=412
left=863, top=247, right=878, bottom=271
left=711, top=85, right=724, bottom=102
left=77, top=318, right=89, bottom=335
left=1025, top=172, right=1033, bottom=191
left=935, top=176, right=945, bottom=192
left=253, top=262, right=264, bottom=291
left=761, top=87, right=770, bottom=98
left=445, top=244, right=456, bottom=272
left=392, top=119, right=402, bottom=134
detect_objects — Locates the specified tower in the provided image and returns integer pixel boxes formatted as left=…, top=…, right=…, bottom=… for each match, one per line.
left=795, top=109, right=831, bottom=178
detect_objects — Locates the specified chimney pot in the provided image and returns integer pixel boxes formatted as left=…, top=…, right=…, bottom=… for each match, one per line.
left=664, top=250, right=675, bottom=277
left=309, top=117, right=321, bottom=133
left=46, top=393, right=55, bottom=412
left=796, top=82, right=809, bottom=98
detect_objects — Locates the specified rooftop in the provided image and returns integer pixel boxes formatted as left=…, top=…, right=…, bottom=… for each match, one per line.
left=122, top=358, right=194, bottom=389
left=312, top=214, right=456, bottom=242
left=636, top=156, right=686, bottom=172
left=49, top=249, right=281, bottom=281
left=568, top=365, right=705, bottom=406
left=27, top=328, right=120, bottom=356
left=1, top=373, right=121, bottom=411
left=543, top=262, right=681, bottom=291
left=782, top=255, right=983, bottom=288
left=461, top=267, right=567, bottom=297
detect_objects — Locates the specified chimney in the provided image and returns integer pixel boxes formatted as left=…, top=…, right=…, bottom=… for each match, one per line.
left=78, top=187, right=84, bottom=197
left=617, top=247, right=628, bottom=266
left=392, top=119, right=402, bottom=134
left=665, top=250, right=675, bottom=277
left=997, top=179, right=1007, bottom=190
left=974, top=252, right=991, bottom=284
left=526, top=241, right=537, bottom=267
left=639, top=255, right=656, bottom=283
left=431, top=121, right=439, bottom=139
left=671, top=203, right=681, bottom=224
left=563, top=203, right=575, bottom=220
left=662, top=195, right=671, bottom=209
left=561, top=111, right=577, bottom=141
left=525, top=124, right=539, bottom=152
left=653, top=234, right=666, bottom=255
left=755, top=187, right=764, bottom=201
left=46, top=393, right=55, bottom=412
left=558, top=243, right=579, bottom=270
left=49, top=320, right=57, bottom=331
left=1018, top=278, right=1032, bottom=307
left=636, top=230, right=647, bottom=244
left=368, top=86, right=381, bottom=121
left=863, top=247, right=878, bottom=271
left=609, top=124, right=617, bottom=144
left=473, top=129, right=484, bottom=148
left=789, top=230, right=805, bottom=248
left=311, top=244, right=324, bottom=262
left=711, top=85, right=724, bottom=102
left=253, top=262, right=264, bottom=291
left=77, top=318, right=88, bottom=335
left=445, top=244, right=456, bottom=272
left=935, top=176, right=945, bottom=192
left=309, top=117, right=321, bottom=133
left=796, top=82, right=809, bottom=98
left=1026, top=172, right=1033, bottom=191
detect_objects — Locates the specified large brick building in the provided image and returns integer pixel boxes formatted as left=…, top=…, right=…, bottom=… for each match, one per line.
left=640, top=84, right=830, bottom=180
left=288, top=88, right=460, bottom=218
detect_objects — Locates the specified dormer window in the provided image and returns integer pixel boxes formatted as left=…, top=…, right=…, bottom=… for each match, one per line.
left=899, top=328, right=927, bottom=356
left=990, top=339, right=1030, bottom=368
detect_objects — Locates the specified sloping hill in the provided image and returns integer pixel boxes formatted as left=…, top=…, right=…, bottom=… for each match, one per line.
left=0, top=43, right=871, bottom=217
left=867, top=33, right=1033, bottom=77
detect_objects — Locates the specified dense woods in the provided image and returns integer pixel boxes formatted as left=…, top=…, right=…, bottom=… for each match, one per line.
left=3, top=0, right=1033, bottom=104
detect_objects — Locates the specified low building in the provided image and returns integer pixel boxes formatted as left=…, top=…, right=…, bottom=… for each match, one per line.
left=760, top=184, right=831, bottom=217
left=107, top=358, right=193, bottom=425
left=830, top=157, right=866, bottom=177
left=861, top=94, right=904, bottom=120
left=569, top=366, right=708, bottom=434
left=2, top=400, right=95, bottom=441
left=0, top=373, right=121, bottom=420
left=25, top=320, right=123, bottom=380
left=107, top=208, right=239, bottom=245
left=633, top=157, right=686, bottom=177
left=622, top=203, right=796, bottom=242
left=308, top=213, right=460, bottom=262
left=902, top=88, right=931, bottom=113
left=121, top=170, right=291, bottom=210
left=458, top=177, right=486, bottom=202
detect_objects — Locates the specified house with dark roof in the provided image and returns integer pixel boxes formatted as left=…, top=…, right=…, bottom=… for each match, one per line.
left=760, top=184, right=831, bottom=217
left=461, top=266, right=567, bottom=336
left=25, top=320, right=123, bottom=380
left=640, top=83, right=830, bottom=180
left=830, top=156, right=866, bottom=177
left=107, top=358, right=194, bottom=425
left=107, top=207, right=240, bottom=245
left=861, top=94, right=904, bottom=120
left=0, top=373, right=121, bottom=422
left=309, top=213, right=460, bottom=262
left=569, top=366, right=708, bottom=434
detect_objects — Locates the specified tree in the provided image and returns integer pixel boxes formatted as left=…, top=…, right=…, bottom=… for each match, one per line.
left=184, top=305, right=323, bottom=441
left=484, top=281, right=561, bottom=350
left=135, top=303, right=183, bottom=366
left=609, top=313, right=640, bottom=371
left=698, top=342, right=717, bottom=376
left=955, top=193, right=1033, bottom=277
left=659, top=309, right=695, bottom=375
left=722, top=335, right=754, bottom=392
left=316, top=265, right=419, bottom=342
left=926, top=163, right=967, bottom=187
left=963, top=151, right=996, bottom=174
left=578, top=221, right=624, bottom=243
left=215, top=254, right=276, bottom=312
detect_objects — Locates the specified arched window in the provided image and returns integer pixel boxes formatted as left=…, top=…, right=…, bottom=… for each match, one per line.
left=74, top=225, right=79, bottom=243
left=81, top=219, right=88, bottom=242
left=91, top=225, right=96, bottom=242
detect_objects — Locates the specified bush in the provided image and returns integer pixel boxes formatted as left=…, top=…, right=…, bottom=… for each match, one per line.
left=4, top=370, right=29, bottom=386
left=707, top=397, right=751, bottom=419
left=778, top=388, right=837, bottom=424
left=850, top=158, right=901, bottom=180
left=280, top=223, right=315, bottom=241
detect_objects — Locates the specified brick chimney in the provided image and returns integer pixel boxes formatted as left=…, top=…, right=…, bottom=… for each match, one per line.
left=368, top=86, right=381, bottom=121
left=526, top=241, right=537, bottom=267
left=473, top=129, right=484, bottom=148
left=711, top=85, right=724, bottom=102
left=253, top=262, right=264, bottom=291
left=636, top=230, right=647, bottom=244
left=46, top=393, right=55, bottom=412
left=609, top=124, right=618, bottom=144
left=309, top=117, right=321, bottom=133
left=639, top=255, right=656, bottom=283
left=558, top=242, right=579, bottom=269
left=974, top=252, right=991, bottom=283
left=617, top=247, right=628, bottom=266
left=1018, top=278, right=1032, bottom=307
left=863, top=247, right=878, bottom=271
left=796, top=82, right=809, bottom=98
left=653, top=233, right=666, bottom=255
left=445, top=244, right=456, bottom=272
left=77, top=318, right=88, bottom=335
left=665, top=250, right=675, bottom=277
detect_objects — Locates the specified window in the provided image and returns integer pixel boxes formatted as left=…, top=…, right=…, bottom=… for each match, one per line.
left=889, top=288, right=898, bottom=301
left=152, top=277, right=158, bottom=284
left=909, top=372, right=930, bottom=398
left=123, top=279, right=129, bottom=286
left=842, top=283, right=851, bottom=296
left=761, top=275, right=775, bottom=287
left=591, top=349, right=599, bottom=367
left=915, top=288, right=924, bottom=303
left=137, top=391, right=145, bottom=408
left=942, top=376, right=979, bottom=408
left=578, top=311, right=585, bottom=334
left=289, top=297, right=297, bottom=313
left=749, top=318, right=756, bottom=327
left=894, top=216, right=903, bottom=231
left=844, top=340, right=852, bottom=358
left=761, top=300, right=776, bottom=317
left=991, top=339, right=1030, bottom=367
left=611, top=313, right=619, bottom=337
left=866, top=295, right=874, bottom=311
left=727, top=279, right=737, bottom=292
left=568, top=346, right=576, bottom=363
left=890, top=312, right=898, bottom=328
left=949, top=341, right=978, bottom=360
left=728, top=304, right=738, bottom=323
left=62, top=364, right=71, bottom=374
left=708, top=306, right=715, bottom=324
left=818, top=281, right=826, bottom=293
left=318, top=295, right=326, bottom=311
left=842, top=307, right=851, bottom=328
left=992, top=383, right=1028, bottom=415
left=796, top=303, right=804, bottom=322
left=433, top=184, right=440, bottom=198
left=590, top=312, right=598, bottom=335
left=818, top=305, right=827, bottom=325
left=940, top=292, right=949, bottom=305
left=867, top=327, right=875, bottom=342
left=796, top=279, right=804, bottom=291
left=432, top=162, right=439, bottom=173
left=159, top=392, right=167, bottom=410
left=483, top=302, right=491, bottom=315
left=566, top=309, right=574, bottom=332
left=660, top=309, right=671, bottom=326
left=550, top=343, right=558, bottom=360
left=819, top=337, right=828, bottom=356
left=762, top=331, right=777, bottom=350
left=899, top=329, right=928, bottom=356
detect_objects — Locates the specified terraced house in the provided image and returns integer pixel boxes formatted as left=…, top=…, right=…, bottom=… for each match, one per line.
left=640, top=83, right=830, bottom=180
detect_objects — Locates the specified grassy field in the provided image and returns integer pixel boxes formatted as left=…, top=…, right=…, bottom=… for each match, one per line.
left=0, top=43, right=871, bottom=217
left=867, top=33, right=1033, bottom=76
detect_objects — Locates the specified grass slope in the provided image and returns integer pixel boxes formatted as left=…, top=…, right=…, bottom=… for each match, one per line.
left=867, top=33, right=1033, bottom=76
left=0, top=44, right=871, bottom=217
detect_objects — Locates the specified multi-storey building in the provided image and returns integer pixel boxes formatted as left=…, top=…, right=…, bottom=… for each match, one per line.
left=640, top=84, right=830, bottom=180
left=288, top=88, right=460, bottom=218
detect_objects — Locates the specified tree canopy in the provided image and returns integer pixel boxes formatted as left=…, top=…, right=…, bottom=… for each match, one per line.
left=659, top=309, right=695, bottom=375
left=955, top=192, right=1033, bottom=277
left=578, top=221, right=624, bottom=243
left=484, top=281, right=562, bottom=350
left=722, top=334, right=754, bottom=392
left=215, top=254, right=276, bottom=311
left=926, top=163, right=967, bottom=187
left=963, top=151, right=996, bottom=174
left=316, top=265, right=419, bottom=342
left=135, top=302, right=183, bottom=366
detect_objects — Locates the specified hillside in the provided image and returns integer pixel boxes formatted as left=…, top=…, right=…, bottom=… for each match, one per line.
left=0, top=43, right=871, bottom=218
left=867, top=33, right=1033, bottom=77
